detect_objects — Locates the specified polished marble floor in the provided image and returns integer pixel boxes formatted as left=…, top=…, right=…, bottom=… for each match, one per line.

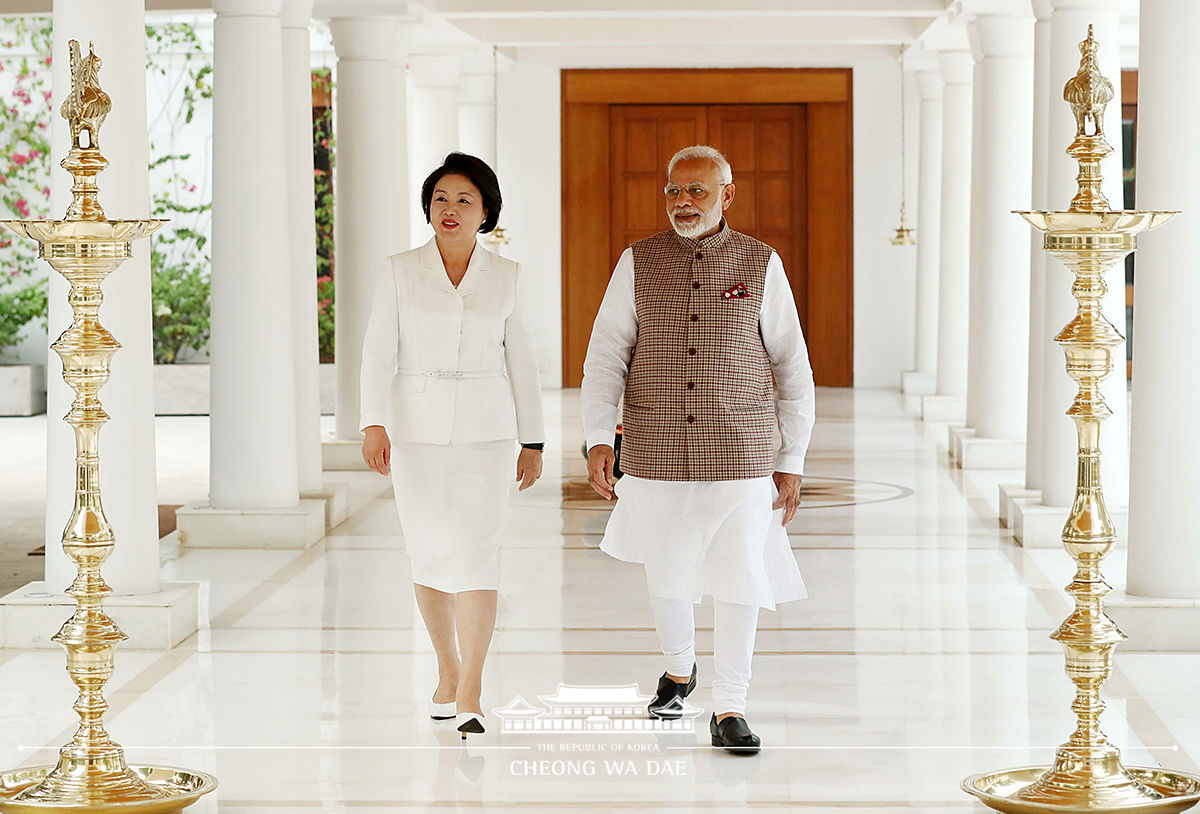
left=2, top=388, right=1198, bottom=812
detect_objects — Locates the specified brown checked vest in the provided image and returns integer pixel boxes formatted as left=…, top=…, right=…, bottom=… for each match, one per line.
left=620, top=223, right=776, bottom=481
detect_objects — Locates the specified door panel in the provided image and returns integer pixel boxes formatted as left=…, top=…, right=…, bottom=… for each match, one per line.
left=562, top=69, right=853, bottom=388
left=610, top=105, right=708, bottom=265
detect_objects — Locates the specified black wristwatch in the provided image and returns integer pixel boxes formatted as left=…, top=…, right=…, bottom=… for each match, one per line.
left=521, top=442, right=545, bottom=451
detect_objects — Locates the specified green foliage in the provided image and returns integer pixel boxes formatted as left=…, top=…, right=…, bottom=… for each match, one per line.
left=151, top=248, right=209, bottom=364
left=145, top=22, right=213, bottom=363
left=0, top=277, right=47, bottom=359
left=0, top=16, right=54, bottom=355
left=317, top=274, right=334, bottom=363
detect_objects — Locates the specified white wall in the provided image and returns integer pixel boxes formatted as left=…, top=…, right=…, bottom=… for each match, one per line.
left=494, top=45, right=917, bottom=389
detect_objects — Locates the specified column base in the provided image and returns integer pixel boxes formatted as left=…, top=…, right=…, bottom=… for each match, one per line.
left=300, top=480, right=350, bottom=530
left=947, top=426, right=975, bottom=462
left=920, top=395, right=966, bottom=423
left=957, top=437, right=1025, bottom=470
left=998, top=484, right=1040, bottom=529
left=1105, top=588, right=1200, bottom=651
left=0, top=581, right=198, bottom=650
left=176, top=500, right=326, bottom=549
left=901, top=370, right=937, bottom=395
left=1012, top=500, right=1128, bottom=547
left=322, top=437, right=369, bottom=471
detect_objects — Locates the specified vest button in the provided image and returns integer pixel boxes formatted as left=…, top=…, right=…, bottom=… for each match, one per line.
left=692, top=281, right=700, bottom=290
left=690, top=314, right=698, bottom=322
left=688, top=347, right=696, bottom=355
left=694, top=252, right=703, bottom=260
left=686, top=415, right=695, bottom=423
left=687, top=381, right=695, bottom=390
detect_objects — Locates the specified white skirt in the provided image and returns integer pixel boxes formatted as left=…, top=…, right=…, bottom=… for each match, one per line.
left=389, top=439, right=517, bottom=593
left=600, top=475, right=807, bottom=611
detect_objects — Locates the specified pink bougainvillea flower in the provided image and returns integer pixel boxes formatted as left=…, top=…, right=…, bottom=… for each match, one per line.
left=187, top=184, right=197, bottom=192
left=28, top=150, right=39, bottom=159
left=12, top=154, right=26, bottom=166
left=15, top=198, right=31, bottom=217
left=43, top=56, right=52, bottom=66
left=41, top=90, right=51, bottom=102
left=41, top=186, right=50, bottom=197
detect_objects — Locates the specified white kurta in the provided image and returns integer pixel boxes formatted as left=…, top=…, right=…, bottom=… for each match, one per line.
left=360, top=238, right=544, bottom=593
left=581, top=246, right=816, bottom=610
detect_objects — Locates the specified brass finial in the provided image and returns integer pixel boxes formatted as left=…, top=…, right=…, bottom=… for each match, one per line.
left=1062, top=25, right=1116, bottom=212
left=59, top=39, right=112, bottom=221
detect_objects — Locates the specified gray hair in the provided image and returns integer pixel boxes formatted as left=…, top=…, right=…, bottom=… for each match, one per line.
left=667, top=145, right=733, bottom=184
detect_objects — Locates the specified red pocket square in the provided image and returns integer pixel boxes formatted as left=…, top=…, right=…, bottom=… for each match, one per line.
left=722, top=283, right=749, bottom=299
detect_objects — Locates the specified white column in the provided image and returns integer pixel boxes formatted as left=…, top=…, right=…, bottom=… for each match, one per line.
left=330, top=18, right=398, bottom=442
left=905, top=68, right=943, bottom=395
left=921, top=46, right=973, bottom=422
left=209, top=0, right=299, bottom=506
left=281, top=0, right=322, bottom=493
left=1024, top=0, right=1053, bottom=490
left=958, top=10, right=1034, bottom=467
left=43, top=0, right=158, bottom=595
left=1039, top=0, right=1125, bottom=508
left=409, top=54, right=460, bottom=247
left=388, top=26, right=412, bottom=257
left=1126, top=0, right=1200, bottom=599
left=458, top=53, right=496, bottom=168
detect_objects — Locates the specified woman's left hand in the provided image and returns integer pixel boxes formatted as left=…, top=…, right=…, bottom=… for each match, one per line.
left=516, top=447, right=543, bottom=491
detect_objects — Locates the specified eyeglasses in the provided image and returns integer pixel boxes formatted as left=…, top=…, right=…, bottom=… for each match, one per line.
left=663, top=182, right=726, bottom=201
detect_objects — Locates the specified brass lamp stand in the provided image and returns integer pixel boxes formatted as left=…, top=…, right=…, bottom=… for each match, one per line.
left=0, top=41, right=216, bottom=812
left=962, top=26, right=1199, bottom=814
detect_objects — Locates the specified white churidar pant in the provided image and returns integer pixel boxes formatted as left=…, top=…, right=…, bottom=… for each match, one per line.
left=648, top=591, right=760, bottom=716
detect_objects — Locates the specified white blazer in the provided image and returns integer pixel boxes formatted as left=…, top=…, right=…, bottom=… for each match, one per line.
left=359, top=237, right=545, bottom=445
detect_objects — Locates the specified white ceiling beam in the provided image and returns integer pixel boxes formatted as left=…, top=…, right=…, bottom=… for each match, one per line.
left=445, top=15, right=926, bottom=46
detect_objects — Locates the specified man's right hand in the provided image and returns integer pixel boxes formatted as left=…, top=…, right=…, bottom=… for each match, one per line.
left=587, top=444, right=618, bottom=500
left=361, top=425, right=391, bottom=476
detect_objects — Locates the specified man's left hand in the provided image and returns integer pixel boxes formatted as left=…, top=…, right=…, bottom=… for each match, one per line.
left=772, top=472, right=803, bottom=527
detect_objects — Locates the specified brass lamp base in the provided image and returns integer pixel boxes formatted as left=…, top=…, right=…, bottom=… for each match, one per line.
left=0, top=766, right=217, bottom=814
left=963, top=766, right=1200, bottom=814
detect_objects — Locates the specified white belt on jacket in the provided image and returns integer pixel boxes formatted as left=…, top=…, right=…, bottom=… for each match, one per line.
left=395, top=368, right=504, bottom=380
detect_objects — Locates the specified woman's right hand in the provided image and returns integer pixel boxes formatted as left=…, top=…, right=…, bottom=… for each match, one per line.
left=362, top=425, right=391, bottom=476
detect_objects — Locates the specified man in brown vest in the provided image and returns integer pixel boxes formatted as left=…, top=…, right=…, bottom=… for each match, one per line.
left=582, top=145, right=816, bottom=754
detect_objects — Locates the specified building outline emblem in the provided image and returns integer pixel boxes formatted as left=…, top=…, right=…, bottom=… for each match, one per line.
left=493, top=684, right=702, bottom=733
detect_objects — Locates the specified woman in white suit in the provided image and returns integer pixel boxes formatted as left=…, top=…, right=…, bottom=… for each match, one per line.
left=360, top=153, right=545, bottom=738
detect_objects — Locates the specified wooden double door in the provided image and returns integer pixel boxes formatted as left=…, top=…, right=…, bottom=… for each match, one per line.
left=562, top=69, right=854, bottom=387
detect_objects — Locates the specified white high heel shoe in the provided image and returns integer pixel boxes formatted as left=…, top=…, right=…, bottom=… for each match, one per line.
left=429, top=700, right=457, bottom=720
left=456, top=712, right=485, bottom=739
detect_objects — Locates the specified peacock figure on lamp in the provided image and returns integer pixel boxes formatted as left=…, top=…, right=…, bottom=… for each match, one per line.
left=962, top=25, right=1199, bottom=814
left=0, top=39, right=215, bottom=813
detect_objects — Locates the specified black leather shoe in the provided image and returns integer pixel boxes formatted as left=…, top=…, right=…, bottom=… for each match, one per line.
left=647, top=663, right=697, bottom=719
left=710, top=713, right=761, bottom=755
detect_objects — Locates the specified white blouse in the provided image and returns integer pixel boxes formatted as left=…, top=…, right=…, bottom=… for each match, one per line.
left=359, top=238, right=545, bottom=445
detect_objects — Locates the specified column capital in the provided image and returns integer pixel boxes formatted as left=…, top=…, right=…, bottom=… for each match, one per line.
left=938, top=50, right=975, bottom=84
left=280, top=0, right=314, bottom=29
left=1048, top=0, right=1118, bottom=11
left=330, top=16, right=398, bottom=62
left=968, top=14, right=1035, bottom=60
left=954, top=0, right=1032, bottom=16
left=1031, top=0, right=1052, bottom=19
left=212, top=0, right=283, bottom=16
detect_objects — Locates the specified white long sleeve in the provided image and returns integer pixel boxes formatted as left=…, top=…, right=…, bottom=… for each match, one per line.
left=761, top=251, right=816, bottom=475
left=359, top=259, right=399, bottom=432
left=581, top=248, right=637, bottom=452
left=504, top=264, right=546, bottom=444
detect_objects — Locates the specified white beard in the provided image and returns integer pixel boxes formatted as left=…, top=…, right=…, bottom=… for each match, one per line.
left=670, top=205, right=723, bottom=239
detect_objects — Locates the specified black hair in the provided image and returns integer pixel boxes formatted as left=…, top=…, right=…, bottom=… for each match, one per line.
left=420, top=152, right=502, bottom=233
